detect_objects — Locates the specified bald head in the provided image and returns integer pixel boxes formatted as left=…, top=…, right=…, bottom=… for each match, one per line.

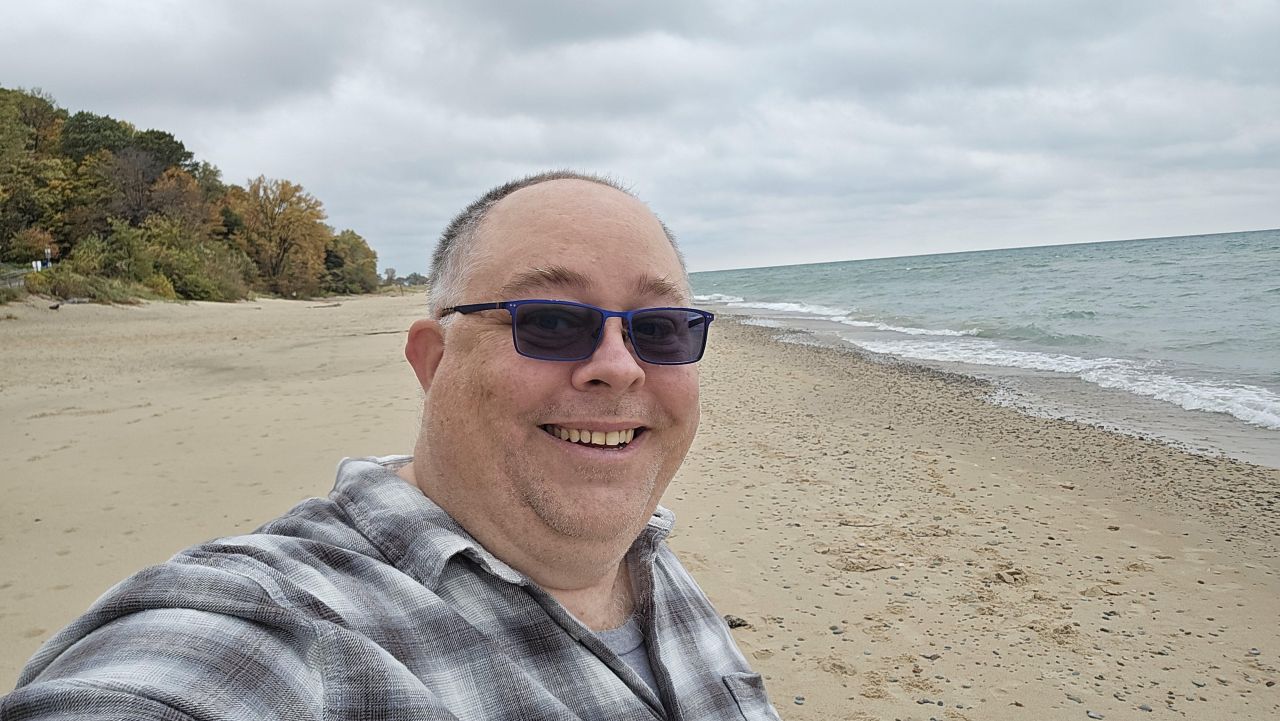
left=427, top=171, right=685, bottom=317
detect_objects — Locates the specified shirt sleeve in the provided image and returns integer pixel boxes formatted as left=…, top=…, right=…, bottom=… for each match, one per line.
left=2, top=608, right=325, bottom=721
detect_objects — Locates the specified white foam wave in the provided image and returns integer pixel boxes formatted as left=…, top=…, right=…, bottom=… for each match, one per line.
left=832, top=317, right=979, bottom=337
left=854, top=339, right=1280, bottom=430
left=696, top=294, right=978, bottom=338
left=726, top=300, right=853, bottom=317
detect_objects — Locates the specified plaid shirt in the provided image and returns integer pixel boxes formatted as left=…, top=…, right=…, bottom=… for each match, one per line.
left=4, top=457, right=779, bottom=721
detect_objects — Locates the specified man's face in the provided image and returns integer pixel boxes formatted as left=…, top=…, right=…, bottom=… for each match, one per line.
left=420, top=180, right=700, bottom=543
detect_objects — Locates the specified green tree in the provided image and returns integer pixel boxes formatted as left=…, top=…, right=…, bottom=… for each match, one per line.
left=189, top=161, right=226, bottom=200
left=60, top=111, right=133, bottom=162
left=230, top=176, right=329, bottom=297
left=323, top=229, right=379, bottom=294
left=60, top=150, right=116, bottom=246
left=131, top=129, right=193, bottom=170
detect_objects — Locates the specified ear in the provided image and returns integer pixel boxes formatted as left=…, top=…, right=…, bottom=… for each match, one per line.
left=405, top=318, right=445, bottom=391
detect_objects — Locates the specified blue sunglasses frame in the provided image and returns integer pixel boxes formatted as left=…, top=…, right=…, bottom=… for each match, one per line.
left=441, top=299, right=714, bottom=365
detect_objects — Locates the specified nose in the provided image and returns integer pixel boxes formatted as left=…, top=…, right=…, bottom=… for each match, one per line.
left=570, top=317, right=645, bottom=391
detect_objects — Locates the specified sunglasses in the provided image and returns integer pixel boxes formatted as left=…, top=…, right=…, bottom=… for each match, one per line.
left=440, top=299, right=714, bottom=365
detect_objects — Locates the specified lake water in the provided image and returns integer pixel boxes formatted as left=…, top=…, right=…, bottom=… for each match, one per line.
left=692, top=229, right=1280, bottom=467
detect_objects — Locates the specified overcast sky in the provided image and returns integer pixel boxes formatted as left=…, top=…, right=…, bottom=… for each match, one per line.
left=3, top=0, right=1277, bottom=273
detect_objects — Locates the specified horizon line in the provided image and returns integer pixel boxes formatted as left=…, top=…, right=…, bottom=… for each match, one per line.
left=688, top=226, right=1279, bottom=275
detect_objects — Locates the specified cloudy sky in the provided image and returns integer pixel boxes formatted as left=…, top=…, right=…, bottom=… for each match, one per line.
left=3, top=0, right=1277, bottom=272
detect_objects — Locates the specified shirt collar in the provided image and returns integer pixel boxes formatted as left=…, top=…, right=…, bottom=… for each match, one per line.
left=328, top=456, right=674, bottom=590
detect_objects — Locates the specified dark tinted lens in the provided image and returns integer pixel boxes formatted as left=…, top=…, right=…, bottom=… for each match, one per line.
left=512, top=302, right=603, bottom=360
left=630, top=309, right=708, bottom=364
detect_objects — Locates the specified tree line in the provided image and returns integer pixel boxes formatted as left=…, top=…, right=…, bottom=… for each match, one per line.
left=0, top=86, right=379, bottom=302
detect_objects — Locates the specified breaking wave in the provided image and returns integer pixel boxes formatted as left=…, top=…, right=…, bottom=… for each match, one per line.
left=699, top=295, right=978, bottom=338
left=853, top=339, right=1280, bottom=430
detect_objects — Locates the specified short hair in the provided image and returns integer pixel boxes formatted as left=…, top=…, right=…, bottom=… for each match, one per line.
left=427, top=170, right=685, bottom=318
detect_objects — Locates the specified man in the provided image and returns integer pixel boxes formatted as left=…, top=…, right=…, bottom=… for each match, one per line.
left=3, top=172, right=780, bottom=720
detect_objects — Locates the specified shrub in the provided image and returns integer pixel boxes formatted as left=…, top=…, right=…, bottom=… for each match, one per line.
left=24, top=265, right=142, bottom=304
left=0, top=286, right=23, bottom=304
left=143, top=273, right=177, bottom=299
left=2, top=228, right=58, bottom=264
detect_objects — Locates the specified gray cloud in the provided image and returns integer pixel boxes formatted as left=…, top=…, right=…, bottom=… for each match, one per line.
left=2, top=0, right=1276, bottom=272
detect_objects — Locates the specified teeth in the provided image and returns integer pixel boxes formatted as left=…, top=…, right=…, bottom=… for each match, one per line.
left=543, top=425, right=640, bottom=448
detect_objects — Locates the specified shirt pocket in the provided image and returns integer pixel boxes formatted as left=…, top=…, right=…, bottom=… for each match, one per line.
left=721, top=672, right=781, bottom=720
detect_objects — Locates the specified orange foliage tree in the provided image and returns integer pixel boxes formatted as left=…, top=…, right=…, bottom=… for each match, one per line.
left=230, top=176, right=329, bottom=297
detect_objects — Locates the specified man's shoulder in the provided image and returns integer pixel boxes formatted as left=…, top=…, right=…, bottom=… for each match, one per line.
left=11, top=457, right=434, bottom=694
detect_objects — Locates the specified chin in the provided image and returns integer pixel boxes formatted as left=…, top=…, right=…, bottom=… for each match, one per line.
left=522, top=477, right=662, bottom=542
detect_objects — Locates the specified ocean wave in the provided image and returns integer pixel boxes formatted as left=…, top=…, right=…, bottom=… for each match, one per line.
left=852, top=339, right=1280, bottom=430
left=975, top=324, right=1104, bottom=346
left=833, top=317, right=979, bottom=337
left=693, top=293, right=745, bottom=303
left=711, top=297, right=976, bottom=338
left=1081, top=369, right=1280, bottom=430
left=725, top=300, right=854, bottom=317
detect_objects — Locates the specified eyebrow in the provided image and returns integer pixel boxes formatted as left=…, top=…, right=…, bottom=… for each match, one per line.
left=498, top=266, right=594, bottom=298
left=634, top=275, right=689, bottom=303
left=496, top=264, right=688, bottom=303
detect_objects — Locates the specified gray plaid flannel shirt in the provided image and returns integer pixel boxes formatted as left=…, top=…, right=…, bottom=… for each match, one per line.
left=3, top=457, right=780, bottom=721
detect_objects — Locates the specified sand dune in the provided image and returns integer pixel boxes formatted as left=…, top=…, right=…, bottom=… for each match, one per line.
left=1, top=293, right=1276, bottom=719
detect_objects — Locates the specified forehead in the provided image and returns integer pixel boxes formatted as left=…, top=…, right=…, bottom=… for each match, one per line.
left=464, top=180, right=687, bottom=302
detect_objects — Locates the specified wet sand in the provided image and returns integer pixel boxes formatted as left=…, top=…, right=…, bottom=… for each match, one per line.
left=1, top=293, right=1277, bottom=718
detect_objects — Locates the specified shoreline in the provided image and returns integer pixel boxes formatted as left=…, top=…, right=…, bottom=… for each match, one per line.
left=705, top=302, right=1280, bottom=471
left=680, top=318, right=1279, bottom=719
left=2, top=295, right=1277, bottom=718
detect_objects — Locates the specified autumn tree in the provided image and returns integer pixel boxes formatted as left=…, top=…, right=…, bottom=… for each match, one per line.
left=149, top=167, right=211, bottom=231
left=105, top=147, right=165, bottom=224
left=2, top=227, right=57, bottom=263
left=0, top=93, right=29, bottom=168
left=3, top=86, right=378, bottom=303
left=231, top=176, right=329, bottom=297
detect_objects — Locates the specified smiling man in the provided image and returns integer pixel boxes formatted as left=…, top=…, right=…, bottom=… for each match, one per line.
left=3, top=172, right=780, bottom=720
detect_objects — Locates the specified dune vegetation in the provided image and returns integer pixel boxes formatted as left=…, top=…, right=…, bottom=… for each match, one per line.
left=0, top=86, right=379, bottom=303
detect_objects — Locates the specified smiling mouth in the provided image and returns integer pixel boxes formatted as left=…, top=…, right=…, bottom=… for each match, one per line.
left=542, top=424, right=645, bottom=449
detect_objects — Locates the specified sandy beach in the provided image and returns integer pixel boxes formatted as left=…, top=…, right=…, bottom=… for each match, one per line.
left=1, top=292, right=1277, bottom=719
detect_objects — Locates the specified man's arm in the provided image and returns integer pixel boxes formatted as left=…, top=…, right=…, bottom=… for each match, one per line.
left=3, top=608, right=324, bottom=721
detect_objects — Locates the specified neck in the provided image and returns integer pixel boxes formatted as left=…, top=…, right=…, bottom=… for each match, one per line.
left=398, top=462, right=638, bottom=631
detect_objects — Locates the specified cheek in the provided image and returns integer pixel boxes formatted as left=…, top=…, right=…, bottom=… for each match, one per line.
left=434, top=342, right=549, bottom=424
left=659, top=368, right=701, bottom=430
